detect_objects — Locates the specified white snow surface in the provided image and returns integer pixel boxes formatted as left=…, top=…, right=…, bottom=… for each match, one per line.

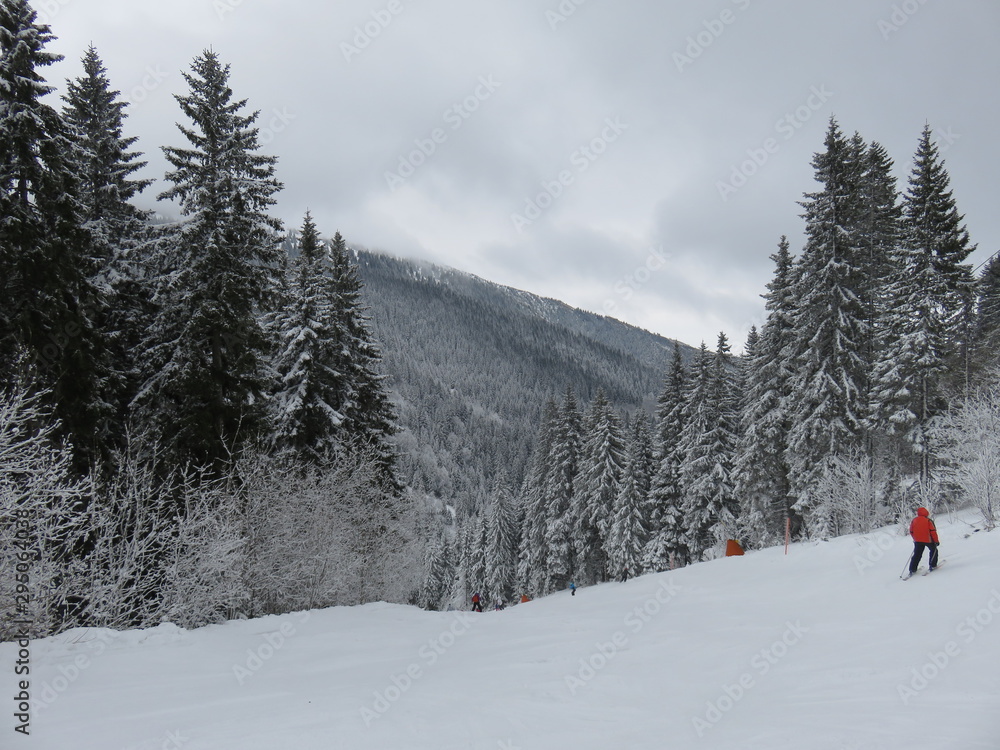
left=4, top=510, right=999, bottom=749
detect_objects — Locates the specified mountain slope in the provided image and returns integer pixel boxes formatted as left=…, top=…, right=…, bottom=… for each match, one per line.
left=356, top=250, right=697, bottom=511
left=9, top=509, right=998, bottom=749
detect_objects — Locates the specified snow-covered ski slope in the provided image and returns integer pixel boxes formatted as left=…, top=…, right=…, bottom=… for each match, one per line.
left=4, top=510, right=998, bottom=750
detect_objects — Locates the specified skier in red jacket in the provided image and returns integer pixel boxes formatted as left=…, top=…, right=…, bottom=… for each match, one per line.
left=908, top=507, right=939, bottom=576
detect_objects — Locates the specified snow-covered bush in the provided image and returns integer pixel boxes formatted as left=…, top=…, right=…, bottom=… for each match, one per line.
left=229, top=447, right=415, bottom=616
left=0, top=380, right=91, bottom=640
left=933, top=385, right=1000, bottom=530
left=796, top=451, right=894, bottom=538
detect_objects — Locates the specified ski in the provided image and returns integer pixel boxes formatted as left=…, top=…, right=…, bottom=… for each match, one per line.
left=922, top=559, right=946, bottom=576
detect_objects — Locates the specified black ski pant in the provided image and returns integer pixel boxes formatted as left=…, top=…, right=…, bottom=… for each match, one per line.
left=909, top=542, right=938, bottom=573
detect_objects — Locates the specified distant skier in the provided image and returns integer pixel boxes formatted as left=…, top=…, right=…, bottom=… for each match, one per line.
left=908, top=507, right=940, bottom=576
left=569, top=582, right=576, bottom=596
left=472, top=592, right=483, bottom=612
left=621, top=569, right=630, bottom=583
left=520, top=594, right=531, bottom=603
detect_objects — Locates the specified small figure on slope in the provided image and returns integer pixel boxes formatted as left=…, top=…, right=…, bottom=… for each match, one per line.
left=908, top=507, right=940, bottom=577
left=569, top=582, right=576, bottom=596
left=471, top=592, right=483, bottom=612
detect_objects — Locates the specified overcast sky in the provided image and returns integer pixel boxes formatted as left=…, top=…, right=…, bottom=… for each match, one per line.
left=41, top=0, right=1000, bottom=350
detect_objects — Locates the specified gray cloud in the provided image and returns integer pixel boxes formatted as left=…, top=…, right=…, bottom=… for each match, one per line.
left=44, top=0, right=1000, bottom=348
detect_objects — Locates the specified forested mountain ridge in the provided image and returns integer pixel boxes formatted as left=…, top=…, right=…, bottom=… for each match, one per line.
left=355, top=249, right=697, bottom=513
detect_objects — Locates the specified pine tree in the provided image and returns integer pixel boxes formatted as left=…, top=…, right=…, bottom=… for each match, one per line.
left=856, top=141, right=902, bottom=369
left=328, top=231, right=400, bottom=493
left=973, top=252, right=1000, bottom=376
left=544, top=387, right=582, bottom=592
left=606, top=413, right=651, bottom=579
left=485, top=478, right=519, bottom=604
left=420, top=533, right=452, bottom=610
left=573, top=389, right=624, bottom=584
left=62, top=45, right=150, bottom=273
left=904, top=125, right=976, bottom=388
left=270, top=213, right=345, bottom=461
left=464, top=512, right=487, bottom=602
left=0, top=0, right=109, bottom=469
left=518, top=398, right=558, bottom=595
left=735, top=237, right=797, bottom=545
left=869, top=126, right=976, bottom=480
left=680, top=335, right=740, bottom=558
left=786, top=118, right=869, bottom=522
left=62, top=45, right=152, bottom=450
left=643, top=342, right=688, bottom=570
left=679, top=342, right=713, bottom=557
left=135, top=50, right=283, bottom=469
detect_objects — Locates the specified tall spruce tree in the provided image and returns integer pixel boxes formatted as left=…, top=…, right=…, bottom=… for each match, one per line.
left=573, top=389, right=625, bottom=584
left=735, top=237, right=797, bottom=545
left=679, top=342, right=713, bottom=557
left=328, top=231, right=400, bottom=493
left=0, top=0, right=109, bottom=468
left=857, top=141, right=902, bottom=368
left=903, top=125, right=976, bottom=390
left=518, top=398, right=558, bottom=595
left=786, top=118, right=870, bottom=523
left=62, top=45, right=150, bottom=274
left=606, top=413, right=651, bottom=579
left=643, top=342, right=688, bottom=569
left=135, top=50, right=283, bottom=469
left=680, top=335, right=740, bottom=558
left=544, top=387, right=582, bottom=593
left=869, top=126, right=975, bottom=480
left=62, top=45, right=152, bottom=448
left=270, top=213, right=345, bottom=461
left=485, top=478, right=519, bottom=604
left=974, top=252, right=1000, bottom=376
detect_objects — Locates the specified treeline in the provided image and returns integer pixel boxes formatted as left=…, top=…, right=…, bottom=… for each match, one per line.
left=422, top=118, right=1000, bottom=608
left=0, top=1, right=408, bottom=638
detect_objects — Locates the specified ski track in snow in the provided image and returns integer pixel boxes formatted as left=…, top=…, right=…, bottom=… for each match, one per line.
left=3, top=510, right=998, bottom=749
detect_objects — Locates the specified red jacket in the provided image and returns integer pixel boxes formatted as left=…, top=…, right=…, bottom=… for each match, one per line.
left=910, top=508, right=939, bottom=544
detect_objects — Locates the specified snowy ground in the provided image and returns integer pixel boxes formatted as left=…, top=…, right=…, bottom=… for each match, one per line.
left=3, top=509, right=999, bottom=750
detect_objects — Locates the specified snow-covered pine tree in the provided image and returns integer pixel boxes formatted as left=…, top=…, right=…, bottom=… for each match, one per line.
left=62, top=45, right=153, bottom=455
left=135, top=50, right=283, bottom=470
left=680, top=335, right=739, bottom=558
left=733, top=326, right=767, bottom=544
left=735, top=237, right=797, bottom=546
left=606, top=412, right=651, bottom=580
left=973, top=252, right=1000, bottom=377
left=786, top=119, right=870, bottom=531
left=544, top=387, right=582, bottom=592
left=270, top=212, right=345, bottom=461
left=485, top=478, right=519, bottom=605
left=420, top=533, right=452, bottom=610
left=464, top=512, right=487, bottom=602
left=643, top=342, right=688, bottom=570
left=869, top=125, right=976, bottom=481
left=679, top=342, right=711, bottom=557
left=62, top=45, right=151, bottom=275
left=572, top=389, right=624, bottom=584
left=705, top=333, right=740, bottom=549
left=903, top=127, right=976, bottom=397
left=518, top=398, right=558, bottom=595
left=856, top=141, right=902, bottom=372
left=328, top=231, right=401, bottom=494
left=0, top=0, right=110, bottom=470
